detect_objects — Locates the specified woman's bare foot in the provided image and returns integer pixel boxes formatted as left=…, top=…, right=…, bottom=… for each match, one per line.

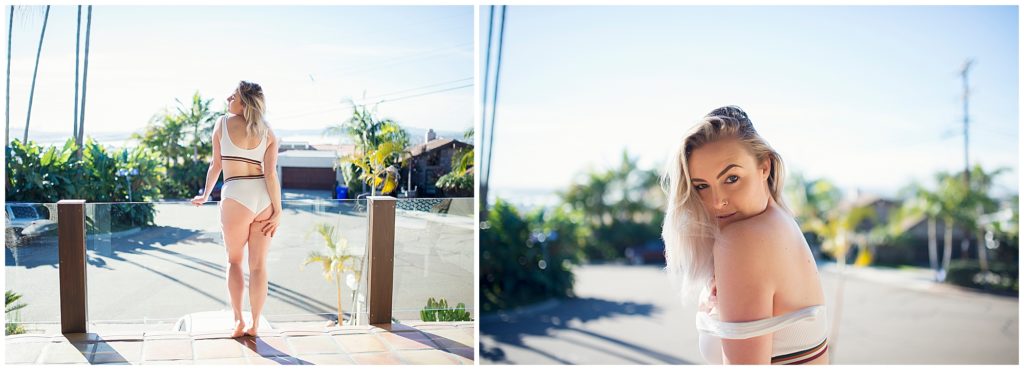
left=243, top=324, right=258, bottom=337
left=231, top=320, right=246, bottom=338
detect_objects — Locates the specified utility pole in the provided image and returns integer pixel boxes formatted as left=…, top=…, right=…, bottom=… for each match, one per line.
left=960, top=59, right=973, bottom=185
left=478, top=5, right=495, bottom=221
left=481, top=5, right=507, bottom=220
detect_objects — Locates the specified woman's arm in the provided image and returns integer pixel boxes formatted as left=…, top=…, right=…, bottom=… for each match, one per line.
left=194, top=117, right=223, bottom=204
left=257, top=128, right=282, bottom=233
left=713, top=225, right=776, bottom=364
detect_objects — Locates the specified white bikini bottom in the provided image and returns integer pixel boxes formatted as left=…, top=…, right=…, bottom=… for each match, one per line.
left=220, top=176, right=271, bottom=215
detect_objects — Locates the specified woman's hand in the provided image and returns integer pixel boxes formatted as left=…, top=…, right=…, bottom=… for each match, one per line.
left=191, top=194, right=210, bottom=206
left=254, top=209, right=281, bottom=237
left=699, top=278, right=719, bottom=313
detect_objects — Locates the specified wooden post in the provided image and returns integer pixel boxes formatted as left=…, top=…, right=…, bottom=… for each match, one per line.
left=366, top=196, right=396, bottom=325
left=57, top=200, right=87, bottom=334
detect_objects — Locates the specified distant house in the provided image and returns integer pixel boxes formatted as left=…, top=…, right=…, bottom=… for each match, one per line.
left=841, top=194, right=977, bottom=266
left=274, top=142, right=354, bottom=192
left=398, top=129, right=472, bottom=198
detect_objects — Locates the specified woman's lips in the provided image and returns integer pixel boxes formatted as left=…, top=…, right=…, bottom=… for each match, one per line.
left=717, top=212, right=737, bottom=219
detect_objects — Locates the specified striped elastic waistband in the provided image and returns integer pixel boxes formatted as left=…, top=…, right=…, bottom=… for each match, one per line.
left=224, top=174, right=265, bottom=183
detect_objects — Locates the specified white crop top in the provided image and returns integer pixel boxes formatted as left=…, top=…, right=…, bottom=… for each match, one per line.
left=219, top=115, right=268, bottom=165
left=695, top=283, right=830, bottom=364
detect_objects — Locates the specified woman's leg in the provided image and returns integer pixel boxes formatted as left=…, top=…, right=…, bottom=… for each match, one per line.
left=244, top=205, right=274, bottom=336
left=220, top=198, right=256, bottom=337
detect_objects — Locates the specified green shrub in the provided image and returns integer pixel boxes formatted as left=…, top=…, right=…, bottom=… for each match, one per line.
left=419, top=297, right=472, bottom=322
left=436, top=171, right=473, bottom=197
left=946, top=260, right=1018, bottom=293
left=480, top=200, right=586, bottom=313
left=6, top=138, right=161, bottom=230
left=5, top=139, right=80, bottom=202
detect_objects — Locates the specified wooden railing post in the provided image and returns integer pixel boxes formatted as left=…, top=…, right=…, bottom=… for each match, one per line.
left=57, top=200, right=88, bottom=334
left=366, top=196, right=396, bottom=325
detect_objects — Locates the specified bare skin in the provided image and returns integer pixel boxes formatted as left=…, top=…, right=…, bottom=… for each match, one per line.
left=191, top=89, right=282, bottom=338
left=689, top=138, right=828, bottom=364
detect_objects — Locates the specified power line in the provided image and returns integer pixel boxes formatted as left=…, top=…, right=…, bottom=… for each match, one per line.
left=271, top=83, right=472, bottom=122
left=376, top=83, right=472, bottom=104
left=274, top=77, right=473, bottom=118
left=274, top=76, right=472, bottom=117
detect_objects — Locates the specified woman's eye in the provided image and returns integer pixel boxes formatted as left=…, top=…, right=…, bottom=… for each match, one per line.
left=725, top=175, right=739, bottom=183
left=694, top=183, right=708, bottom=191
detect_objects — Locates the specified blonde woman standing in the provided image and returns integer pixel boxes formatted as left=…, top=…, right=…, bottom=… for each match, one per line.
left=192, top=81, right=282, bottom=338
left=662, top=106, right=830, bottom=364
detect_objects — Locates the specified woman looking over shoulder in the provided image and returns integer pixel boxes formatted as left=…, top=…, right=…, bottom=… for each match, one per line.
left=662, top=106, right=830, bottom=365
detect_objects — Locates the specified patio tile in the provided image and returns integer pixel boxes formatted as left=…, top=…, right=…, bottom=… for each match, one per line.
left=370, top=323, right=418, bottom=333
left=333, top=333, right=389, bottom=353
left=91, top=341, right=143, bottom=363
left=91, top=332, right=145, bottom=342
left=377, top=331, right=439, bottom=350
left=288, top=335, right=344, bottom=355
left=194, top=357, right=250, bottom=364
left=142, top=359, right=194, bottom=365
left=299, top=353, right=356, bottom=365
left=64, top=332, right=103, bottom=343
left=91, top=327, right=146, bottom=340
left=349, top=352, right=403, bottom=365
left=325, top=325, right=373, bottom=335
left=397, top=349, right=462, bottom=365
left=422, top=328, right=475, bottom=349
left=142, top=339, right=193, bottom=361
left=193, top=338, right=244, bottom=359
left=280, top=329, right=326, bottom=337
left=240, top=336, right=293, bottom=357
left=446, top=346, right=475, bottom=364
left=246, top=355, right=309, bottom=365
left=4, top=334, right=54, bottom=343
left=39, top=341, right=91, bottom=364
left=5, top=341, right=48, bottom=363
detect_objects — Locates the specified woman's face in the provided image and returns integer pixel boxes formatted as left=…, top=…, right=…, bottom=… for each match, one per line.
left=687, top=137, right=771, bottom=229
left=227, top=90, right=243, bottom=115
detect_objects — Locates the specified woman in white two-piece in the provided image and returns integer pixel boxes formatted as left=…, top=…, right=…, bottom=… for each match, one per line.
left=192, top=80, right=282, bottom=338
left=662, top=106, right=830, bottom=364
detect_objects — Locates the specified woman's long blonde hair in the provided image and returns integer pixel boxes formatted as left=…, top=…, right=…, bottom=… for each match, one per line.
left=236, top=80, right=269, bottom=139
left=661, top=105, right=790, bottom=301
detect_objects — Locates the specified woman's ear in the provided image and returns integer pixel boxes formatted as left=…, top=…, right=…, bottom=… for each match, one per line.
left=760, top=157, right=770, bottom=180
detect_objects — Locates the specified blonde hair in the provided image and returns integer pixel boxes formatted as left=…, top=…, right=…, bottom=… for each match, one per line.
left=236, top=80, right=269, bottom=139
left=661, top=105, right=790, bottom=300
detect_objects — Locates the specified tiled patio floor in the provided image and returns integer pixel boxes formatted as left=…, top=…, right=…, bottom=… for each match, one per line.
left=5, top=321, right=475, bottom=365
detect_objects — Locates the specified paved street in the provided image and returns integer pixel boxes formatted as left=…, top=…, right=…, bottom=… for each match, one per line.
left=5, top=200, right=474, bottom=329
left=480, top=264, right=1018, bottom=365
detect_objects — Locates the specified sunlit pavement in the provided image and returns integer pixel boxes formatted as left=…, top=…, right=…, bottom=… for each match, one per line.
left=5, top=320, right=474, bottom=365
left=480, top=263, right=1018, bottom=365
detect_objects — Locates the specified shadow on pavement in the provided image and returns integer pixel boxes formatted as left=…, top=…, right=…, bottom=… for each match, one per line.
left=481, top=297, right=692, bottom=364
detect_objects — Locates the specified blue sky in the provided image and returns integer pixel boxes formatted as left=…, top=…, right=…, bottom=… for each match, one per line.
left=482, top=6, right=1018, bottom=205
left=5, top=5, right=473, bottom=144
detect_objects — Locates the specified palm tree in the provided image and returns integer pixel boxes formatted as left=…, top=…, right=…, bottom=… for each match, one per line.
left=75, top=5, right=92, bottom=158
left=6, top=289, right=27, bottom=335
left=327, top=104, right=409, bottom=196
left=345, top=139, right=404, bottom=196
left=73, top=6, right=81, bottom=148
left=891, top=182, right=943, bottom=280
left=6, top=5, right=14, bottom=147
left=22, top=5, right=49, bottom=143
left=174, top=92, right=215, bottom=159
left=302, top=223, right=360, bottom=326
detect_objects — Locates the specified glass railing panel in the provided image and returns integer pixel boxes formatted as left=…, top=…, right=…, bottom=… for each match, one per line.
left=4, top=202, right=60, bottom=335
left=391, top=197, right=475, bottom=323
